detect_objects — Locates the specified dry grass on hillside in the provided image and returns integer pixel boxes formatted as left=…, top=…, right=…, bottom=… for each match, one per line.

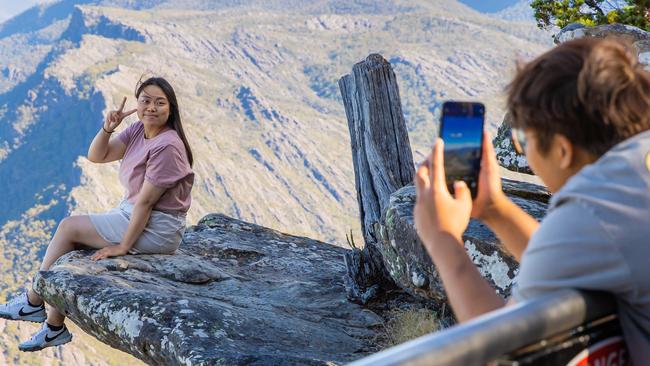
left=377, top=307, right=449, bottom=348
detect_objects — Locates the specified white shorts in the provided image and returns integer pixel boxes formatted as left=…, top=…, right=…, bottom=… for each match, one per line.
left=88, top=200, right=186, bottom=254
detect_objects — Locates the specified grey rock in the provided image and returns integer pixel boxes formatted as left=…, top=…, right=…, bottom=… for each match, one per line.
left=493, top=113, right=533, bottom=175
left=34, top=214, right=383, bottom=366
left=376, top=180, right=549, bottom=302
left=635, top=41, right=650, bottom=71
left=501, top=178, right=551, bottom=204
left=554, top=23, right=650, bottom=69
left=555, top=23, right=649, bottom=44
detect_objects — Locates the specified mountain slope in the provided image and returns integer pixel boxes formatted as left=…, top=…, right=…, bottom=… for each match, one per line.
left=491, top=0, right=535, bottom=22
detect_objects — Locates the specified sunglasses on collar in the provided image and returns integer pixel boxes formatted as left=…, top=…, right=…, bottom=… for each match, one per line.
left=511, top=127, right=528, bottom=155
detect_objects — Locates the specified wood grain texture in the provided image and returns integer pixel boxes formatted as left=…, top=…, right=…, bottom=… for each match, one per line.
left=339, top=54, right=415, bottom=303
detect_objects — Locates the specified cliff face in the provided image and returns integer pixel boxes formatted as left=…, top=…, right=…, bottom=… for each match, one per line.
left=35, top=214, right=382, bottom=366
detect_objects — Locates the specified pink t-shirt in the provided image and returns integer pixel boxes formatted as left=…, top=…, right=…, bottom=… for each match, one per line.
left=117, top=121, right=194, bottom=214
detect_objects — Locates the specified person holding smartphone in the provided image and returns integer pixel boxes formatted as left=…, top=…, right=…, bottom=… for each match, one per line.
left=414, top=37, right=650, bottom=364
left=0, top=76, right=194, bottom=352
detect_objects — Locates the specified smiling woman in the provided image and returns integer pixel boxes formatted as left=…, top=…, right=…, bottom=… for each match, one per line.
left=0, top=76, right=195, bottom=353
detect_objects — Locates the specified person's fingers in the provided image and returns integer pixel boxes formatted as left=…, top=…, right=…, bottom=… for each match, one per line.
left=118, top=97, right=127, bottom=112
left=415, top=163, right=430, bottom=197
left=91, top=249, right=105, bottom=261
left=428, top=143, right=435, bottom=185
left=483, top=132, right=498, bottom=172
left=453, top=181, right=472, bottom=209
left=123, top=108, right=137, bottom=117
left=431, top=138, right=447, bottom=193
left=480, top=132, right=489, bottom=167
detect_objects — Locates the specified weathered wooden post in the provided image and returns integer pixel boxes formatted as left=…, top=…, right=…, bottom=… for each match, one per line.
left=339, top=54, right=415, bottom=303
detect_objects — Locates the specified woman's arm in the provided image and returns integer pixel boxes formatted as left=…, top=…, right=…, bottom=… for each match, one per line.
left=414, top=139, right=505, bottom=322
left=90, top=181, right=166, bottom=260
left=425, top=232, right=506, bottom=322
left=87, top=129, right=127, bottom=163
left=471, top=133, right=539, bottom=261
left=87, top=97, right=136, bottom=163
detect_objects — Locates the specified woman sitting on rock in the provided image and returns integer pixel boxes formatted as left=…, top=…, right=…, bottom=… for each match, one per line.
left=0, top=76, right=194, bottom=352
left=414, top=37, right=650, bottom=364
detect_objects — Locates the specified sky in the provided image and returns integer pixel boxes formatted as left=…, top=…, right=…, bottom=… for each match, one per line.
left=440, top=116, right=484, bottom=150
left=0, top=0, right=525, bottom=23
left=457, top=0, right=521, bottom=13
left=0, top=0, right=52, bottom=23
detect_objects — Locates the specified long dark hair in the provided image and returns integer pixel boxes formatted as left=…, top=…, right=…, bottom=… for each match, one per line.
left=135, top=76, right=194, bottom=166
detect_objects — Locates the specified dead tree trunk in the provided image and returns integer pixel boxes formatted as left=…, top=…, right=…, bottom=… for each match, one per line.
left=339, top=54, right=415, bottom=303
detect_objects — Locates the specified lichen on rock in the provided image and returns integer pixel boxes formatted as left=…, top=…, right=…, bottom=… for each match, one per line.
left=376, top=180, right=549, bottom=304
left=35, top=214, right=383, bottom=366
left=493, top=113, right=533, bottom=176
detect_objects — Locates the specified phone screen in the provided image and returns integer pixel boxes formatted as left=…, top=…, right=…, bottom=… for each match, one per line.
left=439, top=102, right=485, bottom=197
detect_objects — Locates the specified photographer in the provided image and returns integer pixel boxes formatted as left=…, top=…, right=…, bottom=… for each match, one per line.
left=414, top=37, right=650, bottom=364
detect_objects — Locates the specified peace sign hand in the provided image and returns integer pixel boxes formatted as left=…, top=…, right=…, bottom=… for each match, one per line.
left=104, top=97, right=137, bottom=133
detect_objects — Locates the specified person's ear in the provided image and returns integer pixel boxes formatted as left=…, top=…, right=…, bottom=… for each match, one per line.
left=554, top=134, right=574, bottom=169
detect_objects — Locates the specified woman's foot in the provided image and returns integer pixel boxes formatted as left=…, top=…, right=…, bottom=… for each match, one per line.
left=19, top=322, right=72, bottom=352
left=0, top=292, right=46, bottom=323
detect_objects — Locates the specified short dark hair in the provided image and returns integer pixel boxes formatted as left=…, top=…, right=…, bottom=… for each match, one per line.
left=507, top=37, right=650, bottom=157
left=135, top=76, right=194, bottom=166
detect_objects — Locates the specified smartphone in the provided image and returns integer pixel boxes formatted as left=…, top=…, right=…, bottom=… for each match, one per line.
left=439, top=101, right=485, bottom=198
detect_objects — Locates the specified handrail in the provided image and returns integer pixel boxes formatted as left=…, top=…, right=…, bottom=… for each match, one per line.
left=347, top=289, right=617, bottom=366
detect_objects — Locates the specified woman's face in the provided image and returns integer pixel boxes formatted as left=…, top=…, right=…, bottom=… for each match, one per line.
left=137, top=85, right=170, bottom=129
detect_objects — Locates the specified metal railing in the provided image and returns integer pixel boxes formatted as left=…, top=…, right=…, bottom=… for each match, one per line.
left=348, top=289, right=619, bottom=366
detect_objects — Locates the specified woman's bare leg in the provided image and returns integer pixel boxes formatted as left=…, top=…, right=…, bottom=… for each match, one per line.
left=27, top=215, right=115, bottom=326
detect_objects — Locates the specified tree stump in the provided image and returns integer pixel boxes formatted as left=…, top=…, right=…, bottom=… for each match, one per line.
left=339, top=54, right=415, bottom=303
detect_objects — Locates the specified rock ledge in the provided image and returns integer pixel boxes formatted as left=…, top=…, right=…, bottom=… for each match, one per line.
left=35, top=214, right=382, bottom=366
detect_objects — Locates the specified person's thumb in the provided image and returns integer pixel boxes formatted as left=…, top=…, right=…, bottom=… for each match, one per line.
left=453, top=180, right=472, bottom=205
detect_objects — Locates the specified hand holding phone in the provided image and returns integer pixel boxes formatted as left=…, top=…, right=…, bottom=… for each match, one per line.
left=414, top=138, right=474, bottom=245
left=439, top=101, right=485, bottom=198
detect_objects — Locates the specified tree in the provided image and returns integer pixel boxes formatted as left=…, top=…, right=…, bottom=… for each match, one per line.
left=531, top=0, right=650, bottom=31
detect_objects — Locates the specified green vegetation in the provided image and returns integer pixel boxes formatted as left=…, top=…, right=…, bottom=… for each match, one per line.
left=531, top=0, right=650, bottom=31
left=345, top=229, right=361, bottom=250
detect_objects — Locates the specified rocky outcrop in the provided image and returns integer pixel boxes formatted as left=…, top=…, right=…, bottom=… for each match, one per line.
left=376, top=179, right=549, bottom=301
left=555, top=23, right=650, bottom=70
left=61, top=6, right=146, bottom=44
left=34, top=214, right=382, bottom=366
left=554, top=22, right=650, bottom=44
left=493, top=112, right=532, bottom=175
